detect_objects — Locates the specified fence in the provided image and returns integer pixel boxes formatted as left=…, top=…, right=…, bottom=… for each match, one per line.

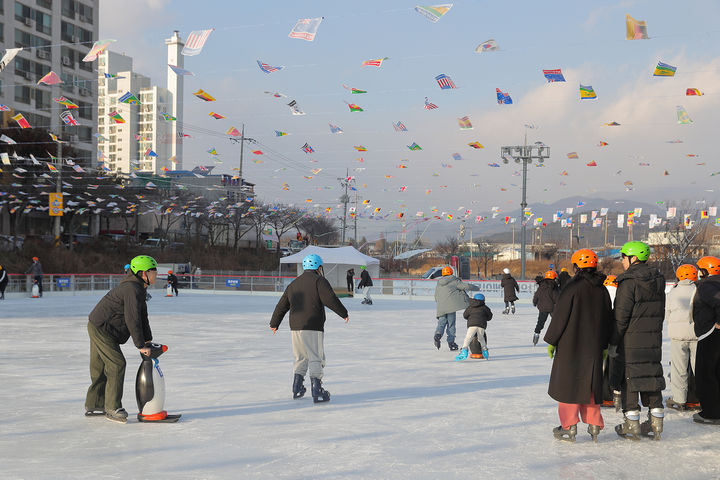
left=2, top=274, right=541, bottom=299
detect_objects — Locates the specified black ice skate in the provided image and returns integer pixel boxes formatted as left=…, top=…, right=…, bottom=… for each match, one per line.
left=666, top=398, right=685, bottom=411
left=615, top=412, right=641, bottom=440
left=587, top=424, right=602, bottom=443
left=553, top=424, right=577, bottom=442
left=292, top=373, right=306, bottom=399
left=511, top=304, right=515, bottom=314
left=532, top=333, right=539, bottom=346
left=639, top=408, right=664, bottom=440
left=448, top=342, right=459, bottom=351
left=105, top=407, right=128, bottom=424
left=311, top=377, right=330, bottom=404
left=693, top=413, right=720, bottom=425
left=502, top=307, right=509, bottom=315
left=434, top=333, right=442, bottom=350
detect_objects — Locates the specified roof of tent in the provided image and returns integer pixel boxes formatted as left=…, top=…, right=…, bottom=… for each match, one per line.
left=280, top=246, right=379, bottom=265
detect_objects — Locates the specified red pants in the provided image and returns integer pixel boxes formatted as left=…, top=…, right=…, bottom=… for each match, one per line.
left=558, top=397, right=604, bottom=429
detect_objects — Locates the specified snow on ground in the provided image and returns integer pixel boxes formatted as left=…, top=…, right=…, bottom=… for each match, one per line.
left=1, top=292, right=719, bottom=480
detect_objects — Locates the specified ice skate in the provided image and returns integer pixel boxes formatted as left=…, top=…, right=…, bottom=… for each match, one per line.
left=360, top=298, right=368, bottom=304
left=511, top=305, right=515, bottom=314
left=502, top=307, right=509, bottom=315
left=482, top=348, right=489, bottom=360
left=666, top=397, right=685, bottom=411
left=85, top=409, right=105, bottom=417
left=640, top=408, right=664, bottom=440
left=587, top=424, right=602, bottom=443
left=366, top=299, right=372, bottom=305
left=448, top=342, right=459, bottom=351
left=532, top=333, right=539, bottom=346
left=454, top=348, right=468, bottom=361
left=433, top=333, right=441, bottom=350
left=552, top=424, right=577, bottom=442
left=615, top=412, right=641, bottom=440
left=311, top=377, right=330, bottom=404
left=105, top=408, right=128, bottom=424
left=693, top=413, right=720, bottom=425
left=292, top=373, right=306, bottom=399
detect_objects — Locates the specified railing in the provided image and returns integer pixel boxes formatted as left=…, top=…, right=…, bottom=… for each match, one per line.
left=2, top=274, right=541, bottom=298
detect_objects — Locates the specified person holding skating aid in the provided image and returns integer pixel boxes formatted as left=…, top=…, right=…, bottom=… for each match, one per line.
left=270, top=254, right=349, bottom=403
left=434, top=266, right=478, bottom=351
left=455, top=293, right=492, bottom=361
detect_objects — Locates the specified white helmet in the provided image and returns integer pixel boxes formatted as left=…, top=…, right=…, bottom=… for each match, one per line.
left=503, top=268, right=510, bottom=274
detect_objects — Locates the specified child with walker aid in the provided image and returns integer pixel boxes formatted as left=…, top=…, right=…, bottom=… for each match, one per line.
left=456, top=293, right=492, bottom=361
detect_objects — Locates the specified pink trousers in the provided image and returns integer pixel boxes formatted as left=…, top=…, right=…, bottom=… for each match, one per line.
left=558, top=396, right=604, bottom=429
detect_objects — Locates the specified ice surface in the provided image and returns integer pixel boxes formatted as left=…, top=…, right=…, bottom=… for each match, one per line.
left=1, top=293, right=719, bottom=479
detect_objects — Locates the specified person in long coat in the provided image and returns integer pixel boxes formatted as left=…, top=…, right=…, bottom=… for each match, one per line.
left=544, top=249, right=612, bottom=442
left=500, top=268, right=519, bottom=314
left=611, top=241, right=666, bottom=440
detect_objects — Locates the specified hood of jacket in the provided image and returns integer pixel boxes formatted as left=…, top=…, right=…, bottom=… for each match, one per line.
left=437, top=275, right=457, bottom=287
left=616, top=263, right=665, bottom=292
left=573, top=268, right=606, bottom=288
left=467, top=297, right=485, bottom=308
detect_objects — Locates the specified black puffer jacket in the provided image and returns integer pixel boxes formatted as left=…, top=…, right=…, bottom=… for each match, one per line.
left=89, top=274, right=152, bottom=348
left=270, top=271, right=348, bottom=331
left=463, top=298, right=493, bottom=328
left=533, top=278, right=559, bottom=313
left=358, top=269, right=373, bottom=288
left=692, top=274, right=720, bottom=338
left=558, top=271, right=571, bottom=290
left=500, top=273, right=519, bottom=302
left=611, top=262, right=666, bottom=393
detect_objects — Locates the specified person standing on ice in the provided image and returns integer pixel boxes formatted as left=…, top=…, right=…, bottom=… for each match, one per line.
left=0, top=264, right=8, bottom=300
left=166, top=270, right=179, bottom=296
left=545, top=248, right=612, bottom=442
left=532, top=270, right=559, bottom=346
left=270, top=254, right=349, bottom=403
left=85, top=255, right=157, bottom=423
left=455, top=293, right=492, bottom=361
left=610, top=241, right=666, bottom=440
left=25, top=256, right=43, bottom=297
left=557, top=268, right=571, bottom=291
left=357, top=265, right=373, bottom=305
left=691, top=256, right=720, bottom=424
left=434, top=266, right=477, bottom=351
left=346, top=268, right=355, bottom=294
left=500, top=268, right=519, bottom=314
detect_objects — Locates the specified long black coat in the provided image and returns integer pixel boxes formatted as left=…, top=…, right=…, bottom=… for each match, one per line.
left=558, top=271, right=571, bottom=290
left=611, top=263, right=666, bottom=393
left=500, top=274, right=519, bottom=302
left=692, top=274, right=720, bottom=338
left=544, top=269, right=613, bottom=404
left=533, top=278, right=559, bottom=313
left=358, top=269, right=373, bottom=288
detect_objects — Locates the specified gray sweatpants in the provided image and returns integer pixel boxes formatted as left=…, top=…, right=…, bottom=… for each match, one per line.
left=670, top=339, right=697, bottom=403
left=462, top=326, right=487, bottom=351
left=291, top=330, right=326, bottom=379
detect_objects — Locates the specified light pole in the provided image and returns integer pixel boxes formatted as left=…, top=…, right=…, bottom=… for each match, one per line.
left=501, top=140, right=550, bottom=279
left=228, top=124, right=255, bottom=201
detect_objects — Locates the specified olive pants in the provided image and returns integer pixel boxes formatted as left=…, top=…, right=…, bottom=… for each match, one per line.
left=85, top=322, right=126, bottom=413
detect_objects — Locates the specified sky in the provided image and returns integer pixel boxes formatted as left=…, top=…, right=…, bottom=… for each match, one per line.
left=99, top=0, right=720, bottom=242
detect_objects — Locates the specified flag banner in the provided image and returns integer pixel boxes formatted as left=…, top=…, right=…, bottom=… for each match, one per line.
left=209, top=112, right=225, bottom=119
left=274, top=130, right=289, bottom=136
left=580, top=84, right=597, bottom=99
left=343, top=84, right=367, bottom=94
left=0, top=104, right=10, bottom=111
left=626, top=14, right=649, bottom=39
left=468, top=142, right=483, bottom=149
left=287, top=99, right=305, bottom=115
left=457, top=116, right=473, bottom=130
left=0, top=134, right=16, bottom=144
left=48, top=192, right=63, bottom=217
left=37, top=71, right=63, bottom=85
left=60, top=111, right=79, bottom=126
left=182, top=29, right=214, bottom=56
left=82, top=39, right=115, bottom=62
left=119, top=91, right=140, bottom=105
left=0, top=47, right=23, bottom=73
left=288, top=17, right=323, bottom=41
left=435, top=74, right=456, bottom=89
left=424, top=97, right=438, bottom=109
left=257, top=60, right=285, bottom=74
left=301, top=143, right=314, bottom=153
left=168, top=64, right=194, bottom=76
left=160, top=112, right=176, bottom=121
left=329, top=124, right=343, bottom=134
left=600, top=207, right=608, bottom=216
left=667, top=207, right=676, bottom=218
left=12, top=113, right=31, bottom=128
left=496, top=88, right=512, bottom=104
left=414, top=4, right=453, bottom=22
left=194, top=89, right=216, bottom=101
left=475, top=39, right=499, bottom=52
left=653, top=61, right=677, bottom=77
left=686, top=88, right=703, bottom=96
left=361, top=58, right=388, bottom=67
left=226, top=126, right=241, bottom=137
left=0, top=152, right=10, bottom=165
left=407, top=142, right=422, bottom=151
left=634, top=207, right=642, bottom=217
left=347, top=103, right=363, bottom=112
left=677, top=105, right=693, bottom=124
left=710, top=206, right=717, bottom=216
left=103, top=72, right=126, bottom=79
left=393, top=121, right=408, bottom=132
left=567, top=152, right=579, bottom=159
left=53, top=96, right=79, bottom=109
left=108, top=110, right=125, bottom=124
left=543, top=69, right=565, bottom=82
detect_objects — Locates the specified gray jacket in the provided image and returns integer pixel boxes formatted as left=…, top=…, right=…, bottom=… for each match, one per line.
left=26, top=261, right=43, bottom=276
left=435, top=275, right=474, bottom=317
left=666, top=280, right=697, bottom=342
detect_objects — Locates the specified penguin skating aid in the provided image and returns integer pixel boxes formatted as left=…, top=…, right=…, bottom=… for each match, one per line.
left=135, top=343, right=182, bottom=423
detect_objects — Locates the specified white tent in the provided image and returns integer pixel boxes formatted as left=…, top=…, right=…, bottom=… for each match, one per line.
left=280, top=246, right=380, bottom=291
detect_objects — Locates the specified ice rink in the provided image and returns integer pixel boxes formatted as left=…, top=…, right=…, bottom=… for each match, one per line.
left=1, top=292, right=719, bottom=479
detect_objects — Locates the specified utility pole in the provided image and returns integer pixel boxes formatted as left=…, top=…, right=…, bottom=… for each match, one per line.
left=353, top=189, right=359, bottom=244
left=501, top=133, right=550, bottom=280
left=228, top=124, right=255, bottom=201
left=53, top=141, right=62, bottom=244
left=338, top=169, right=352, bottom=245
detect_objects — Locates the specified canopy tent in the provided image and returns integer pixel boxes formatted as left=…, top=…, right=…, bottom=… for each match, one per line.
left=280, top=246, right=380, bottom=291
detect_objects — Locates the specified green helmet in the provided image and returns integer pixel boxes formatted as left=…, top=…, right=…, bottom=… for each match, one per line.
left=620, top=241, right=650, bottom=262
left=130, top=255, right=158, bottom=274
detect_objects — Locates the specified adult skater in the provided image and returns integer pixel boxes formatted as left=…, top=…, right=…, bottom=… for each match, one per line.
left=85, top=255, right=158, bottom=423
left=358, top=265, right=373, bottom=305
left=691, top=256, right=720, bottom=424
left=455, top=293, right=492, bottom=361
left=434, top=266, right=477, bottom=351
left=270, top=254, right=349, bottom=403
left=558, top=268, right=571, bottom=291
left=167, top=270, right=179, bottom=296
left=0, top=264, right=8, bottom=299
left=500, top=268, right=519, bottom=314
left=665, top=264, right=698, bottom=411
left=545, top=249, right=612, bottom=442
left=25, top=256, right=43, bottom=297
left=610, top=241, right=666, bottom=440
left=532, top=270, right=560, bottom=346
left=346, top=268, right=355, bottom=294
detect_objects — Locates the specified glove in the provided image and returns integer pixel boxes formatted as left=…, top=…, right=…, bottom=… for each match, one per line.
left=603, top=349, right=608, bottom=362
left=608, top=344, right=619, bottom=358
left=547, top=344, right=556, bottom=359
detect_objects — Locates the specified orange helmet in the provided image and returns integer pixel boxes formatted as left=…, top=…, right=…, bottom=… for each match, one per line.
left=697, top=256, right=720, bottom=275
left=441, top=266, right=453, bottom=276
left=32, top=257, right=39, bottom=261
left=603, top=274, right=617, bottom=287
left=676, top=264, right=698, bottom=281
left=571, top=249, right=598, bottom=268
left=544, top=270, right=558, bottom=279
left=168, top=270, right=173, bottom=274
left=560, top=268, right=567, bottom=272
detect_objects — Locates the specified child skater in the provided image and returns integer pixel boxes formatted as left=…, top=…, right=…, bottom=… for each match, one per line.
left=455, top=293, right=492, bottom=361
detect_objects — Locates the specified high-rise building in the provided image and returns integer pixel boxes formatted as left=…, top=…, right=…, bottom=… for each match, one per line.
left=97, top=31, right=184, bottom=175
left=0, top=0, right=99, bottom=166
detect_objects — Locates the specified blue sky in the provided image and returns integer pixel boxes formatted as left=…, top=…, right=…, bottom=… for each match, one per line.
left=101, top=0, right=720, bottom=240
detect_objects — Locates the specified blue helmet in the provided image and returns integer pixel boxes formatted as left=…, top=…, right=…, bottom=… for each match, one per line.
left=302, top=254, right=323, bottom=270
left=474, top=293, right=485, bottom=301
left=124, top=264, right=131, bottom=270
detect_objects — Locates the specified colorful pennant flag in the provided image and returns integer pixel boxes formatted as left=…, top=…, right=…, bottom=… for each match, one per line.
left=543, top=69, right=565, bottom=82
left=0, top=104, right=10, bottom=111
left=160, top=112, right=176, bottom=121
left=414, top=4, right=453, bottom=22
left=361, top=58, right=388, bottom=67
left=626, top=14, right=649, bottom=40
left=144, top=148, right=158, bottom=157
left=209, top=112, right=225, bottom=119
left=274, top=130, right=289, bottom=137
left=118, top=91, right=140, bottom=105
left=289, top=17, right=323, bottom=41
left=11, top=113, right=31, bottom=128
left=193, top=89, right=216, bottom=101
left=60, top=111, right=79, bottom=126
left=579, top=84, right=597, bottom=99
left=207, top=148, right=218, bottom=155
left=82, top=39, right=115, bottom=62
left=301, top=143, right=314, bottom=154
left=475, top=39, right=499, bottom=52
left=37, top=71, right=63, bottom=85
left=347, top=103, right=363, bottom=112
left=567, top=152, right=579, bottom=159
left=496, top=88, right=512, bottom=104
left=343, top=84, right=367, bottom=94
left=53, top=96, right=78, bottom=109
left=182, top=29, right=214, bottom=56
left=468, top=142, right=484, bottom=149
left=287, top=100, right=305, bottom=115
left=329, top=124, right=343, bottom=134
left=0, top=48, right=23, bottom=73
left=407, top=142, right=422, bottom=151
left=653, top=61, right=677, bottom=77
left=686, top=88, right=703, bottom=96
left=108, top=110, right=125, bottom=124
left=354, top=146, right=367, bottom=151
left=393, top=121, right=408, bottom=132
left=457, top=116, right=473, bottom=130
left=168, top=64, right=194, bottom=76
left=226, top=126, right=241, bottom=137
left=103, top=72, right=125, bottom=79
left=424, top=97, right=438, bottom=109
left=586, top=160, right=598, bottom=166
left=677, top=105, right=693, bottom=124
left=435, top=74, right=456, bottom=89
left=257, top=60, right=285, bottom=74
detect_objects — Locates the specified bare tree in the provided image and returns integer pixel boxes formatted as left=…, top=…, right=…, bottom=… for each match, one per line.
left=267, top=205, right=305, bottom=254
left=475, top=240, right=500, bottom=278
left=298, top=215, right=339, bottom=245
left=651, top=212, right=709, bottom=273
left=435, top=236, right=460, bottom=260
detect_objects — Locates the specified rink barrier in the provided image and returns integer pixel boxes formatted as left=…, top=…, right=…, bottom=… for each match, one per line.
left=2, top=274, right=545, bottom=299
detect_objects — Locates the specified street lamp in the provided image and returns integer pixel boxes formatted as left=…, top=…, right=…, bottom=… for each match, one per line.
left=500, top=142, right=550, bottom=279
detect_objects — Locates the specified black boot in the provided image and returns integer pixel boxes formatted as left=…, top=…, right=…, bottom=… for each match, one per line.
left=434, top=333, right=441, bottom=350
left=292, top=373, right=306, bottom=399
left=311, top=377, right=330, bottom=403
left=448, top=342, right=459, bottom=351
